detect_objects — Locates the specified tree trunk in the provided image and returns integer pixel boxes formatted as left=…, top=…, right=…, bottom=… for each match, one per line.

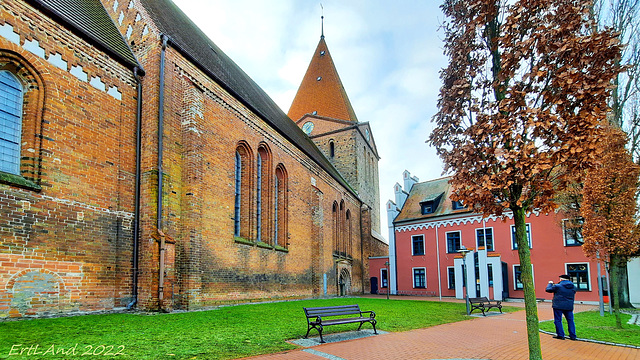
left=613, top=261, right=633, bottom=308
left=610, top=254, right=623, bottom=328
left=513, top=208, right=542, bottom=360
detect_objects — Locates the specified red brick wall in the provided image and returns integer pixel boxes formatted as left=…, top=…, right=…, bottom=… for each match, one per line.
left=131, top=46, right=377, bottom=308
left=0, top=0, right=388, bottom=318
left=0, top=1, right=138, bottom=318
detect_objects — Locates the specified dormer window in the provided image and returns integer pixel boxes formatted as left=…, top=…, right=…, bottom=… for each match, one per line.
left=420, top=192, right=444, bottom=215
left=452, top=200, right=466, bottom=210
left=421, top=201, right=435, bottom=214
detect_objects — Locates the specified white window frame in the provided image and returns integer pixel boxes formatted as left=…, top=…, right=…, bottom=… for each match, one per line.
left=412, top=267, right=427, bottom=289
left=475, top=226, right=494, bottom=251
left=562, top=218, right=584, bottom=247
left=411, top=234, right=425, bottom=256
left=565, top=262, right=591, bottom=291
left=445, top=230, right=462, bottom=253
left=513, top=264, right=534, bottom=291
left=511, top=223, right=532, bottom=250
left=380, top=268, right=389, bottom=288
left=447, top=266, right=455, bottom=290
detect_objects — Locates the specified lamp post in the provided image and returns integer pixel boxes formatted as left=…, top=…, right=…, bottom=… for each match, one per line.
left=458, top=246, right=471, bottom=315
left=384, top=261, right=390, bottom=300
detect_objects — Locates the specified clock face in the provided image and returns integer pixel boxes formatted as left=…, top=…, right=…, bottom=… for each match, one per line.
left=302, top=121, right=314, bottom=135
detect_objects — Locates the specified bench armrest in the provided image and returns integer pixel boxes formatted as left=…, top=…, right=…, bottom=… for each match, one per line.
left=360, top=310, right=376, bottom=318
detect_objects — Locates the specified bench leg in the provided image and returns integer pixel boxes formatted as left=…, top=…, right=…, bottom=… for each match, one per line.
left=318, top=326, right=325, bottom=343
left=372, top=319, right=377, bottom=334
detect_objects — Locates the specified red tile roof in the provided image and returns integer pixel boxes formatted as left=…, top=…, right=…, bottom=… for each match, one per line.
left=288, top=37, right=358, bottom=122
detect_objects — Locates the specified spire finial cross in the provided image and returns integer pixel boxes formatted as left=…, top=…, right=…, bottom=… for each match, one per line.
left=321, top=4, right=324, bottom=38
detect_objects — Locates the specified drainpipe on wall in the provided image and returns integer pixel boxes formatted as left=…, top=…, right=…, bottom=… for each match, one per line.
left=436, top=223, right=441, bottom=301
left=392, top=224, right=397, bottom=296
left=157, top=34, right=168, bottom=311
left=127, top=65, right=144, bottom=310
left=359, top=204, right=366, bottom=295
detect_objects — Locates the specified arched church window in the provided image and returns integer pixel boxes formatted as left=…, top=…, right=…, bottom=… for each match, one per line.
left=234, top=142, right=253, bottom=239
left=257, top=144, right=273, bottom=244
left=0, top=54, right=45, bottom=191
left=0, top=70, right=23, bottom=175
left=274, top=164, right=288, bottom=248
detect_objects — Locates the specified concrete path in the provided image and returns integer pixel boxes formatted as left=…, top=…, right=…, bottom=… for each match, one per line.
left=241, top=297, right=639, bottom=360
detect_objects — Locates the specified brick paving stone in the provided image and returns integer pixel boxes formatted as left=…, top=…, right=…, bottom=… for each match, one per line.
left=242, top=298, right=640, bottom=360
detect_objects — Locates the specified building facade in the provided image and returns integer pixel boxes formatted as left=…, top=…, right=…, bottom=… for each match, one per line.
left=372, top=171, right=622, bottom=304
left=0, top=0, right=386, bottom=318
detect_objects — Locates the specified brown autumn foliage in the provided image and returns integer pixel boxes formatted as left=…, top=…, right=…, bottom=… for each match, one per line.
left=581, top=126, right=640, bottom=261
left=431, top=0, right=622, bottom=358
left=581, top=125, right=640, bottom=327
left=431, top=0, right=622, bottom=215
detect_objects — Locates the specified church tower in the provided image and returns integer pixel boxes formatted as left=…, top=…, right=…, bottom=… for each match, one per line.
left=288, top=31, right=381, bottom=234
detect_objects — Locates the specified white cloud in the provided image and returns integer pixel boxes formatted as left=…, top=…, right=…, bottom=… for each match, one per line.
left=173, top=0, right=448, bottom=238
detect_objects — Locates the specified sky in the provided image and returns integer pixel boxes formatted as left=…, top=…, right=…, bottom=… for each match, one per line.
left=172, top=0, right=449, bottom=238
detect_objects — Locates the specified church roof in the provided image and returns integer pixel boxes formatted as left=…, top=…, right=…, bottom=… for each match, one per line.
left=27, top=0, right=139, bottom=69
left=139, top=0, right=355, bottom=195
left=288, top=37, right=358, bottom=122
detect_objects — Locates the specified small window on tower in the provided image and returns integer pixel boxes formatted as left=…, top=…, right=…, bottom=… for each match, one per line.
left=320, top=50, right=326, bottom=56
left=316, top=76, right=322, bottom=81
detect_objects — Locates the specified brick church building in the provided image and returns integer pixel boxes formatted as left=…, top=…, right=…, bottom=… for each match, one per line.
left=0, top=0, right=386, bottom=318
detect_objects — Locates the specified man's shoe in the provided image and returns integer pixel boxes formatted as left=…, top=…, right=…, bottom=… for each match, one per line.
left=553, top=336, right=565, bottom=340
left=569, top=338, right=577, bottom=341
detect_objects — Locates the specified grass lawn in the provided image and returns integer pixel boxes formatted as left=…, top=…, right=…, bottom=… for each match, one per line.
left=539, top=310, right=640, bottom=346
left=0, top=297, right=516, bottom=360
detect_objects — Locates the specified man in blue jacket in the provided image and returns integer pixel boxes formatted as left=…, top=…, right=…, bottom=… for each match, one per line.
left=546, top=274, right=577, bottom=340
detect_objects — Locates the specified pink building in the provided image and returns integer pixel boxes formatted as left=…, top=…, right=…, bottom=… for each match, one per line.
left=372, top=171, right=606, bottom=303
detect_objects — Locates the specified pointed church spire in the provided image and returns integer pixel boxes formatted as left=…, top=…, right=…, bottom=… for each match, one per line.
left=287, top=33, right=358, bottom=123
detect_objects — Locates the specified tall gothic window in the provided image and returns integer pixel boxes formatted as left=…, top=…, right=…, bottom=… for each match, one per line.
left=274, top=164, right=288, bottom=248
left=234, top=142, right=253, bottom=239
left=332, top=201, right=339, bottom=253
left=0, top=71, right=23, bottom=175
left=257, top=145, right=272, bottom=244
left=346, top=209, right=352, bottom=256
left=234, top=151, right=242, bottom=236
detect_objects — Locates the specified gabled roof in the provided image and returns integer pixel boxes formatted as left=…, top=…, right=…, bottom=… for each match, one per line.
left=394, top=177, right=472, bottom=223
left=27, top=0, right=139, bottom=69
left=288, top=37, right=358, bottom=122
left=138, top=0, right=356, bottom=197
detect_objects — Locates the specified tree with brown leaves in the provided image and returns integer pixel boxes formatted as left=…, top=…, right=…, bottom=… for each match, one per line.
left=592, top=0, right=640, bottom=308
left=581, top=125, right=640, bottom=328
left=430, top=1, right=622, bottom=358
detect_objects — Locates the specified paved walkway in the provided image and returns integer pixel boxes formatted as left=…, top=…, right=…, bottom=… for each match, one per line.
left=242, top=297, right=640, bottom=360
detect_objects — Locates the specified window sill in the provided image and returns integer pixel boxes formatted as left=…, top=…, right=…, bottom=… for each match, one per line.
left=274, top=245, right=288, bottom=253
left=0, top=172, right=41, bottom=191
left=256, top=242, right=273, bottom=249
left=234, top=237, right=255, bottom=246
